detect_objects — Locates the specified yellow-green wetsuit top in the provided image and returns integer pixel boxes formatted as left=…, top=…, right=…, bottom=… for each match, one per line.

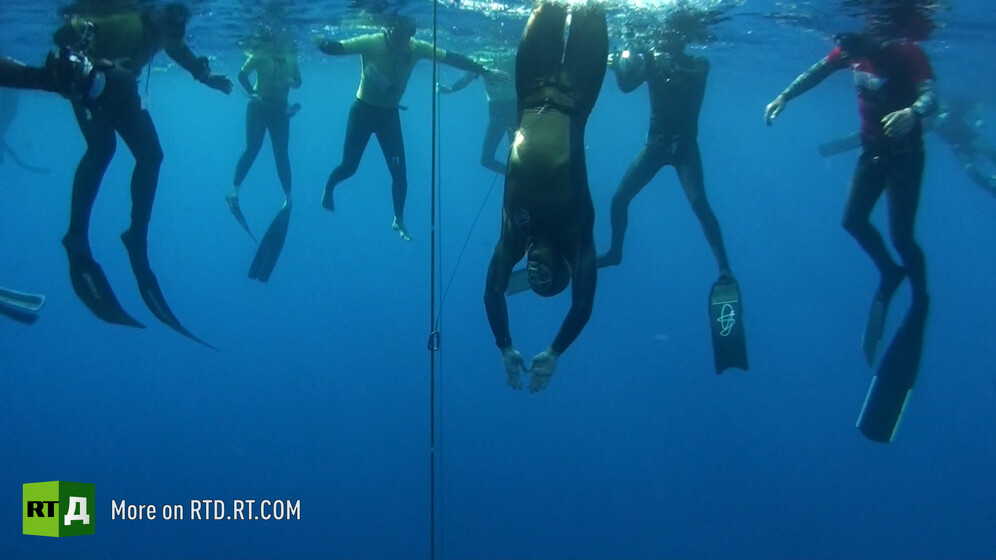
left=341, top=33, right=446, bottom=108
left=241, top=51, right=301, bottom=102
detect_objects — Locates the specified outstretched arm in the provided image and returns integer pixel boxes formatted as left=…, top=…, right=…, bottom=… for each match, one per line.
left=164, top=37, right=233, bottom=93
left=442, top=51, right=508, bottom=83
left=316, top=38, right=346, bottom=55
left=438, top=71, right=476, bottom=94
left=765, top=54, right=841, bottom=125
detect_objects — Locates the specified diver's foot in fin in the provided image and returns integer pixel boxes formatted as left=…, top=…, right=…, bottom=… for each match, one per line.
left=392, top=217, right=412, bottom=242
left=225, top=191, right=257, bottom=242
left=862, top=266, right=907, bottom=367
left=321, top=185, right=335, bottom=211
left=595, top=250, right=621, bottom=269
left=248, top=206, right=291, bottom=283
left=62, top=234, right=144, bottom=328
left=121, top=229, right=217, bottom=350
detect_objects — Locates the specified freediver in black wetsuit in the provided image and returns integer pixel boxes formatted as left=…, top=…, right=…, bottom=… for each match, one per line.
left=0, top=4, right=232, bottom=345
left=595, top=13, right=732, bottom=282
left=484, top=1, right=607, bottom=393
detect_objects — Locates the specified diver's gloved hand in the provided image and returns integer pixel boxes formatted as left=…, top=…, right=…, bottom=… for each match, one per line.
left=202, top=73, right=234, bottom=94
left=528, top=348, right=559, bottom=393
left=882, top=107, right=916, bottom=138
left=765, top=95, right=786, bottom=126
left=501, top=347, right=526, bottom=390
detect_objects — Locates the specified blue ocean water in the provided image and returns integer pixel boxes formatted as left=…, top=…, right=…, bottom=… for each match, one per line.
left=1, top=1, right=994, bottom=558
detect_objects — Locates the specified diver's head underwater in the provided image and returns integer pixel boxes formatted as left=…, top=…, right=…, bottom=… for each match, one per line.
left=527, top=243, right=571, bottom=297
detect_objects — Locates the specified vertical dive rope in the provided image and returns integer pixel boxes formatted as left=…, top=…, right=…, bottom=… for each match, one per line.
left=428, top=0, right=441, bottom=559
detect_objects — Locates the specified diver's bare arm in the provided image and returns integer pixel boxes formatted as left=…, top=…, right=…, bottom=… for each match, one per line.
left=550, top=237, right=596, bottom=356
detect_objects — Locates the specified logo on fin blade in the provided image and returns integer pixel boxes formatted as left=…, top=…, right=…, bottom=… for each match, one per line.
left=717, top=303, right=736, bottom=336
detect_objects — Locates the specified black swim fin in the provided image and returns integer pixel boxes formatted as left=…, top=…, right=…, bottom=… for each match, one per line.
left=856, top=297, right=929, bottom=443
left=248, top=206, right=291, bottom=283
left=709, top=275, right=748, bottom=374
left=64, top=244, right=144, bottom=328
left=0, top=287, right=45, bottom=324
left=121, top=230, right=217, bottom=350
left=505, top=267, right=532, bottom=296
left=225, top=193, right=257, bottom=243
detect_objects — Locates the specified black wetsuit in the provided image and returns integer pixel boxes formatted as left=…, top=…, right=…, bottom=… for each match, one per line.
left=326, top=99, right=407, bottom=217
left=319, top=32, right=491, bottom=224
left=18, top=12, right=231, bottom=345
left=484, top=2, right=607, bottom=356
left=599, top=47, right=730, bottom=273
left=234, top=99, right=290, bottom=191
left=780, top=41, right=936, bottom=303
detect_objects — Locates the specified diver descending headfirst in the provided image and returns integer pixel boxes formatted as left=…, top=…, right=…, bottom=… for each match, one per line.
left=484, top=1, right=607, bottom=393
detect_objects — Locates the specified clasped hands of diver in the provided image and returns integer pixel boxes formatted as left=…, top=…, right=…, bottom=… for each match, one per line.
left=502, top=347, right=559, bottom=394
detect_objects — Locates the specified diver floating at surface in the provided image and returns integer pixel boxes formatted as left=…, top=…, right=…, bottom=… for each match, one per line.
left=484, top=0, right=607, bottom=393
left=0, top=3, right=232, bottom=346
left=227, top=27, right=302, bottom=283
left=765, top=26, right=936, bottom=442
left=316, top=14, right=508, bottom=241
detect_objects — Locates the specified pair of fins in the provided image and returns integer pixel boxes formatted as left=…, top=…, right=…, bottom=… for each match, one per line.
left=226, top=195, right=291, bottom=283
left=505, top=266, right=749, bottom=374
left=0, top=286, right=46, bottom=325
left=857, top=275, right=929, bottom=443
left=64, top=232, right=216, bottom=349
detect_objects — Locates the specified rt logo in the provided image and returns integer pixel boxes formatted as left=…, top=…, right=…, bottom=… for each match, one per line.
left=23, top=481, right=95, bottom=537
